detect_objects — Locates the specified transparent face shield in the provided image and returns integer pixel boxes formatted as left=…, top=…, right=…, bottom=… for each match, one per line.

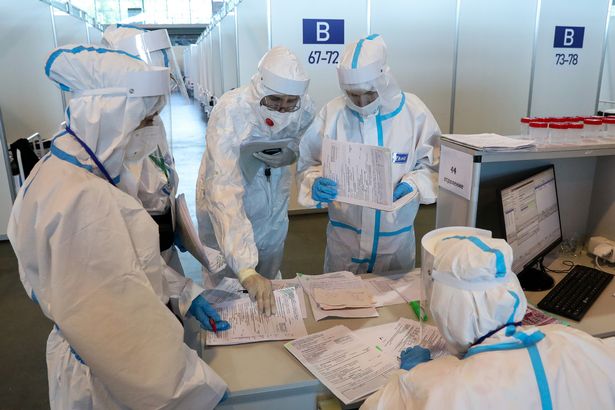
left=116, top=29, right=189, bottom=103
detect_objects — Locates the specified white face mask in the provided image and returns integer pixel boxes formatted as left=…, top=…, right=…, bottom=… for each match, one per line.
left=258, top=105, right=297, bottom=135
left=345, top=95, right=381, bottom=117
left=118, top=125, right=161, bottom=199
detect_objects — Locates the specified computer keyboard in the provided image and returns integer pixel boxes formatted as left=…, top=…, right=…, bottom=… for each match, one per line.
left=537, top=265, right=613, bottom=322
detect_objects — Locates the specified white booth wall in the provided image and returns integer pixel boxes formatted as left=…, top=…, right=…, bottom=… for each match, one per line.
left=221, top=12, right=239, bottom=92
left=192, top=0, right=611, bottom=212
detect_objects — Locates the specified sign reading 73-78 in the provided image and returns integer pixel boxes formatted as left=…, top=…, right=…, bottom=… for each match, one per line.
left=553, top=26, right=584, bottom=66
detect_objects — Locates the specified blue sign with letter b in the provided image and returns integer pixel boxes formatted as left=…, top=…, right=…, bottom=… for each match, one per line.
left=303, top=19, right=344, bottom=44
left=553, top=26, right=584, bottom=48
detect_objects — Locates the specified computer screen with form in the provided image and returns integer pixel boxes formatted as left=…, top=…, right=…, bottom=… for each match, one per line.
left=500, top=167, right=562, bottom=274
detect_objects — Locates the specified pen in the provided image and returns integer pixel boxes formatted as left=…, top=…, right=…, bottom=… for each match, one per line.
left=409, top=300, right=427, bottom=321
left=209, top=317, right=218, bottom=334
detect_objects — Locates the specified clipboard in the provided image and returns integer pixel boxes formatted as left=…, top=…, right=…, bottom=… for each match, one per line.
left=239, top=138, right=295, bottom=182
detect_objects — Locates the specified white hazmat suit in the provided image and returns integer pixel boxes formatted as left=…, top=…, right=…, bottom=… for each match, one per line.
left=297, top=35, right=440, bottom=274
left=196, top=46, right=314, bottom=288
left=362, top=229, right=615, bottom=410
left=102, top=24, right=183, bottom=274
left=8, top=45, right=226, bottom=409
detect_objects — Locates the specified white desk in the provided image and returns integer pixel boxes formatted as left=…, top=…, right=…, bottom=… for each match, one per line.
left=525, top=251, right=615, bottom=338
left=199, top=260, right=615, bottom=409
left=199, top=276, right=432, bottom=410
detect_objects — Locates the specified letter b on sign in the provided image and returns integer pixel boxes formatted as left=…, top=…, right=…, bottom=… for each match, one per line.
left=553, top=26, right=584, bottom=48
left=303, top=19, right=344, bottom=44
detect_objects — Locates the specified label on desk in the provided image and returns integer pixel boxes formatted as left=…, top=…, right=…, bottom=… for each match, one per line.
left=438, top=145, right=474, bottom=200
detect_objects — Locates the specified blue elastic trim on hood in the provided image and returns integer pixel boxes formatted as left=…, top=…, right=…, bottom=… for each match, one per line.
left=45, top=45, right=143, bottom=91
left=350, top=34, right=381, bottom=69
left=443, top=235, right=507, bottom=277
left=506, top=291, right=521, bottom=336
left=117, top=23, right=146, bottom=31
left=50, top=143, right=93, bottom=173
left=378, top=92, right=406, bottom=121
left=161, top=48, right=170, bottom=67
left=330, top=219, right=362, bottom=234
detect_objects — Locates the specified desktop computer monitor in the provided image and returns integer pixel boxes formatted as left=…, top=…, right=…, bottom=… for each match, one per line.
left=499, top=165, right=562, bottom=290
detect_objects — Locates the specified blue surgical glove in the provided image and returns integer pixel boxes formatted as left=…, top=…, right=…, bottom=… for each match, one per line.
left=219, top=390, right=229, bottom=404
left=393, top=182, right=414, bottom=201
left=312, top=177, right=338, bottom=203
left=188, top=295, right=231, bottom=332
left=400, top=346, right=431, bottom=371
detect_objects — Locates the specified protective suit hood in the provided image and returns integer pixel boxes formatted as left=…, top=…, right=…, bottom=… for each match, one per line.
left=45, top=45, right=168, bottom=183
left=337, top=34, right=402, bottom=117
left=249, top=46, right=311, bottom=135
left=428, top=232, right=527, bottom=356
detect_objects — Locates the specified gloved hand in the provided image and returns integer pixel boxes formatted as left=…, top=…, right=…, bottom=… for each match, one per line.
left=253, top=148, right=297, bottom=168
left=188, top=295, right=231, bottom=332
left=393, top=182, right=414, bottom=201
left=400, top=346, right=431, bottom=371
left=312, top=177, right=338, bottom=203
left=240, top=270, right=277, bottom=316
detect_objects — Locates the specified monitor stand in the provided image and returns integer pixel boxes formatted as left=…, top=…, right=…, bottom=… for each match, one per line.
left=517, top=261, right=555, bottom=291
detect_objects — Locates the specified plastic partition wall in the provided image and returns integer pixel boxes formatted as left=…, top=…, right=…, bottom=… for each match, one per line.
left=189, top=0, right=611, bottom=212
left=0, top=0, right=104, bottom=237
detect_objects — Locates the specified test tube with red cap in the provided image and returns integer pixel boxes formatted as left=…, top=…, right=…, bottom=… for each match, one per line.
left=583, top=118, right=603, bottom=139
left=567, top=122, right=584, bottom=144
left=548, top=122, right=568, bottom=144
left=529, top=121, right=548, bottom=144
left=520, top=117, right=531, bottom=136
left=604, top=117, right=615, bottom=139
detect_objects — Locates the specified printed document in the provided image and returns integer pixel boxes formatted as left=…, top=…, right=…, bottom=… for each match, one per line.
left=206, top=287, right=307, bottom=345
left=363, top=270, right=421, bottom=307
left=354, top=318, right=449, bottom=360
left=285, top=325, right=398, bottom=405
left=298, top=272, right=378, bottom=321
left=272, top=278, right=308, bottom=319
left=322, top=138, right=417, bottom=211
left=442, top=133, right=535, bottom=150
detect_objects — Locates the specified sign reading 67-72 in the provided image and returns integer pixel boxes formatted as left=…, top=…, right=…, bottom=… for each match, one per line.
left=302, top=19, right=344, bottom=65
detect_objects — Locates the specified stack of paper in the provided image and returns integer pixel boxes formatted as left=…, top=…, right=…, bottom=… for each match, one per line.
left=298, top=271, right=379, bottom=321
left=354, top=318, right=449, bottom=361
left=523, top=305, right=565, bottom=326
left=443, top=133, right=535, bottom=150
left=285, top=326, right=399, bottom=405
left=313, top=287, right=375, bottom=310
left=206, top=287, right=307, bottom=346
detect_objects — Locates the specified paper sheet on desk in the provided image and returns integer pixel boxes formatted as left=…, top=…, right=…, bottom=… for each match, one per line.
left=272, top=278, right=308, bottom=319
left=239, top=138, right=295, bottom=182
left=298, top=272, right=379, bottom=321
left=206, top=287, right=307, bottom=345
left=363, top=270, right=422, bottom=307
left=354, top=318, right=449, bottom=360
left=285, top=325, right=398, bottom=405
left=175, top=194, right=226, bottom=274
left=313, top=287, right=375, bottom=309
left=322, top=139, right=417, bottom=211
left=443, top=133, right=535, bottom=150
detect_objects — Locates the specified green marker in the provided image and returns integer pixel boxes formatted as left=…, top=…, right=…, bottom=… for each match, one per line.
left=409, top=300, right=427, bottom=321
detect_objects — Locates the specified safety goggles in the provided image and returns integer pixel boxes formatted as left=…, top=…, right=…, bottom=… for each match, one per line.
left=260, top=94, right=301, bottom=113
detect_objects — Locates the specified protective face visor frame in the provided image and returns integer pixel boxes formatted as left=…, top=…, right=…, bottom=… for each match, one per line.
left=116, top=29, right=189, bottom=103
left=70, top=66, right=171, bottom=99
left=259, top=94, right=301, bottom=113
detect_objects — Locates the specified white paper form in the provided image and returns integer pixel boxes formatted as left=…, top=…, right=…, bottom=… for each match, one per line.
left=285, top=325, right=398, bottom=405
left=203, top=277, right=247, bottom=304
left=363, top=270, right=422, bottom=307
left=297, top=272, right=379, bottom=321
left=322, top=139, right=418, bottom=211
left=206, top=287, right=307, bottom=345
left=354, top=318, right=449, bottom=361
left=271, top=278, right=307, bottom=319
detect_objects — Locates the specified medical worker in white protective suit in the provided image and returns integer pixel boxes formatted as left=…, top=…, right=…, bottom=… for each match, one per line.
left=362, top=228, right=615, bottom=410
left=102, top=24, right=185, bottom=275
left=196, top=46, right=314, bottom=314
left=297, top=35, right=440, bottom=274
left=7, top=45, right=230, bottom=409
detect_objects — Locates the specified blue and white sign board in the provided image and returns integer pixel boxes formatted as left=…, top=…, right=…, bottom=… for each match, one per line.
left=530, top=0, right=610, bottom=117
left=270, top=0, right=368, bottom=108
